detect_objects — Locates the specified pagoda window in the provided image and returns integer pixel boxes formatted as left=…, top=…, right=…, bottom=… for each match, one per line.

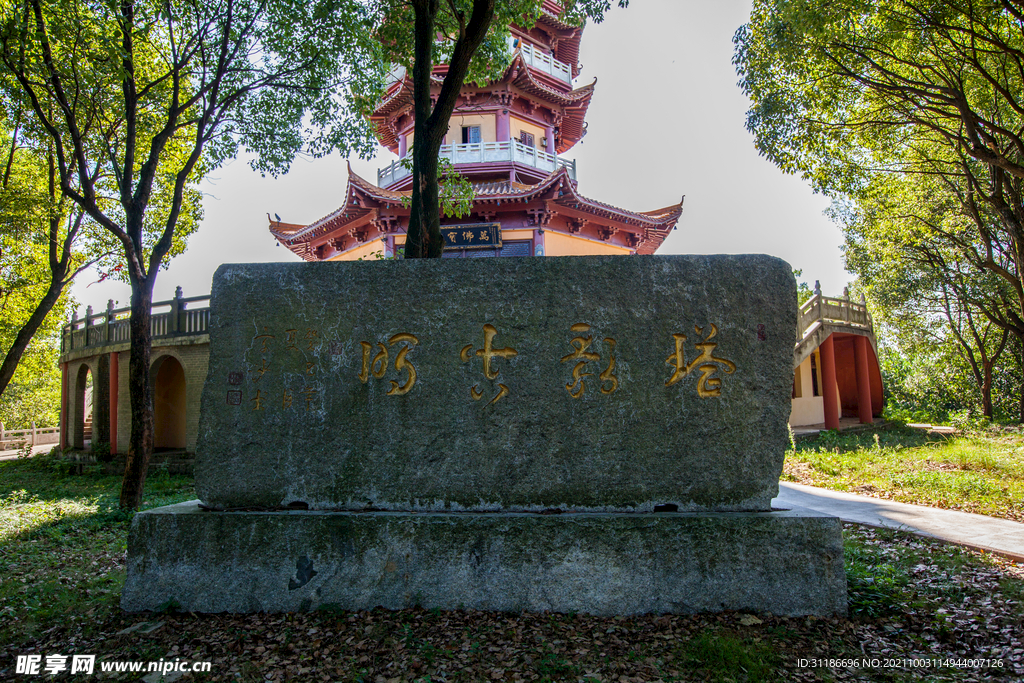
left=511, top=116, right=544, bottom=149
left=462, top=125, right=481, bottom=144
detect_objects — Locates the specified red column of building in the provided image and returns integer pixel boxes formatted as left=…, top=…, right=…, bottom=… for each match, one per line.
left=59, top=362, right=68, bottom=450
left=497, top=109, right=511, bottom=142
left=854, top=335, right=874, bottom=424
left=109, top=352, right=119, bottom=454
left=819, top=335, right=840, bottom=431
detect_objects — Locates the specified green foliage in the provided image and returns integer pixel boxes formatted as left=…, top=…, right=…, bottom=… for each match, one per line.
left=0, top=119, right=82, bottom=424
left=878, top=345, right=974, bottom=424
left=0, top=332, right=61, bottom=428
left=399, top=155, right=474, bottom=219
left=376, top=0, right=627, bottom=88
left=0, top=0, right=387, bottom=282
left=793, top=269, right=814, bottom=307
left=735, top=0, right=1024, bottom=422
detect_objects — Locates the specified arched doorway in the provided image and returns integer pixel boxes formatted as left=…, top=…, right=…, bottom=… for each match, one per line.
left=152, top=356, right=186, bottom=450
left=73, top=365, right=93, bottom=450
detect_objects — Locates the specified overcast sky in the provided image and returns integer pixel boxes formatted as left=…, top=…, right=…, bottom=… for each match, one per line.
left=71, top=0, right=851, bottom=311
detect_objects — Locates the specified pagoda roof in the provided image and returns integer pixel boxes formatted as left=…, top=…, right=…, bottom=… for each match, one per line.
left=370, top=52, right=595, bottom=151
left=503, top=52, right=592, bottom=104
left=271, top=164, right=682, bottom=256
left=537, top=11, right=577, bottom=33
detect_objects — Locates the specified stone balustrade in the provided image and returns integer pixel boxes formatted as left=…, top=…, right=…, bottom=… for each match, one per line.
left=61, top=287, right=210, bottom=358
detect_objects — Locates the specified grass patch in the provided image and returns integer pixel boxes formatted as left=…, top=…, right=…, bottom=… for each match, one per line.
left=0, top=452, right=194, bottom=649
left=784, top=424, right=1024, bottom=521
left=676, top=630, right=779, bottom=682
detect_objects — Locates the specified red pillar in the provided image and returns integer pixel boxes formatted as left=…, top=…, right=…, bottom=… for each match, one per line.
left=497, top=108, right=511, bottom=142
left=820, top=335, right=840, bottom=431
left=854, top=335, right=874, bottom=424
left=109, top=352, right=119, bottom=454
left=59, top=362, right=68, bottom=449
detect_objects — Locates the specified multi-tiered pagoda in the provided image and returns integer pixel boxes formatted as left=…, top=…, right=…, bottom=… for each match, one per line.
left=270, top=2, right=683, bottom=260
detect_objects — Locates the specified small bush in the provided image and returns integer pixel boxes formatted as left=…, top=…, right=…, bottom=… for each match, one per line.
left=678, top=631, right=778, bottom=682
left=91, top=440, right=113, bottom=462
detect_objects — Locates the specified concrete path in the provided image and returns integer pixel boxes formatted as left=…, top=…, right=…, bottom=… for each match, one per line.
left=774, top=481, right=1024, bottom=562
left=0, top=444, right=54, bottom=462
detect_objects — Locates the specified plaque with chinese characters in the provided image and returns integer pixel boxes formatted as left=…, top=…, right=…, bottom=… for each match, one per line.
left=441, top=223, right=501, bottom=250
left=195, top=256, right=796, bottom=514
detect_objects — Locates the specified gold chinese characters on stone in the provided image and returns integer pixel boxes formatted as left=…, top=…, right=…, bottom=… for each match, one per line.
left=358, top=333, right=419, bottom=396
left=665, top=324, right=736, bottom=398
left=560, top=323, right=618, bottom=398
left=460, top=324, right=517, bottom=405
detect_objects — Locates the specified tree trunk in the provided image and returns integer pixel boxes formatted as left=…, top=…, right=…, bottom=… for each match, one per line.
left=406, top=0, right=443, bottom=259
left=405, top=0, right=495, bottom=259
left=119, top=278, right=154, bottom=510
left=409, top=132, right=444, bottom=258
left=981, top=361, right=993, bottom=419
left=1020, top=341, right=1024, bottom=424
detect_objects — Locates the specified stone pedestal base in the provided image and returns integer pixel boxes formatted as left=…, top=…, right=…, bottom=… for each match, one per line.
left=122, top=503, right=847, bottom=616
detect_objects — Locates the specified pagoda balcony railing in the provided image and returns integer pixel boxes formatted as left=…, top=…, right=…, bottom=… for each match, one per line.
left=384, top=39, right=573, bottom=89
left=61, top=288, right=211, bottom=356
left=377, top=139, right=577, bottom=187
left=509, top=37, right=572, bottom=84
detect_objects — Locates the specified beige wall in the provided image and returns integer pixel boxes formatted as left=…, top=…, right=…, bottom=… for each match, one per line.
left=66, top=359, right=98, bottom=450
left=446, top=114, right=496, bottom=144
left=116, top=342, right=208, bottom=453
left=511, top=116, right=545, bottom=147
left=789, top=353, right=840, bottom=427
left=790, top=355, right=820, bottom=426
left=545, top=232, right=632, bottom=256
left=153, top=356, right=187, bottom=449
left=790, top=396, right=825, bottom=427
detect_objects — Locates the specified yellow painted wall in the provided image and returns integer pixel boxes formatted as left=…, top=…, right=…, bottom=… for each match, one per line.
left=511, top=116, right=545, bottom=147
left=545, top=232, right=632, bottom=256
left=328, top=240, right=386, bottom=261
left=502, top=229, right=534, bottom=241
left=446, top=114, right=496, bottom=144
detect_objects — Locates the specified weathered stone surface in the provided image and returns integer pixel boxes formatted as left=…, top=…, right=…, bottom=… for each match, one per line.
left=195, top=255, right=796, bottom=512
left=122, top=502, right=847, bottom=616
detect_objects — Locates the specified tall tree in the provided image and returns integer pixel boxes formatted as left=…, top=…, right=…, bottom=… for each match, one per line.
left=377, top=0, right=627, bottom=258
left=840, top=166, right=1015, bottom=417
left=1, top=0, right=383, bottom=508
left=735, top=0, right=1024, bottom=419
left=0, top=112, right=93, bottom=409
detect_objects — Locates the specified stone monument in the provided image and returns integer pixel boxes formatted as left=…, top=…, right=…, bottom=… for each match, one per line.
left=123, top=255, right=847, bottom=616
